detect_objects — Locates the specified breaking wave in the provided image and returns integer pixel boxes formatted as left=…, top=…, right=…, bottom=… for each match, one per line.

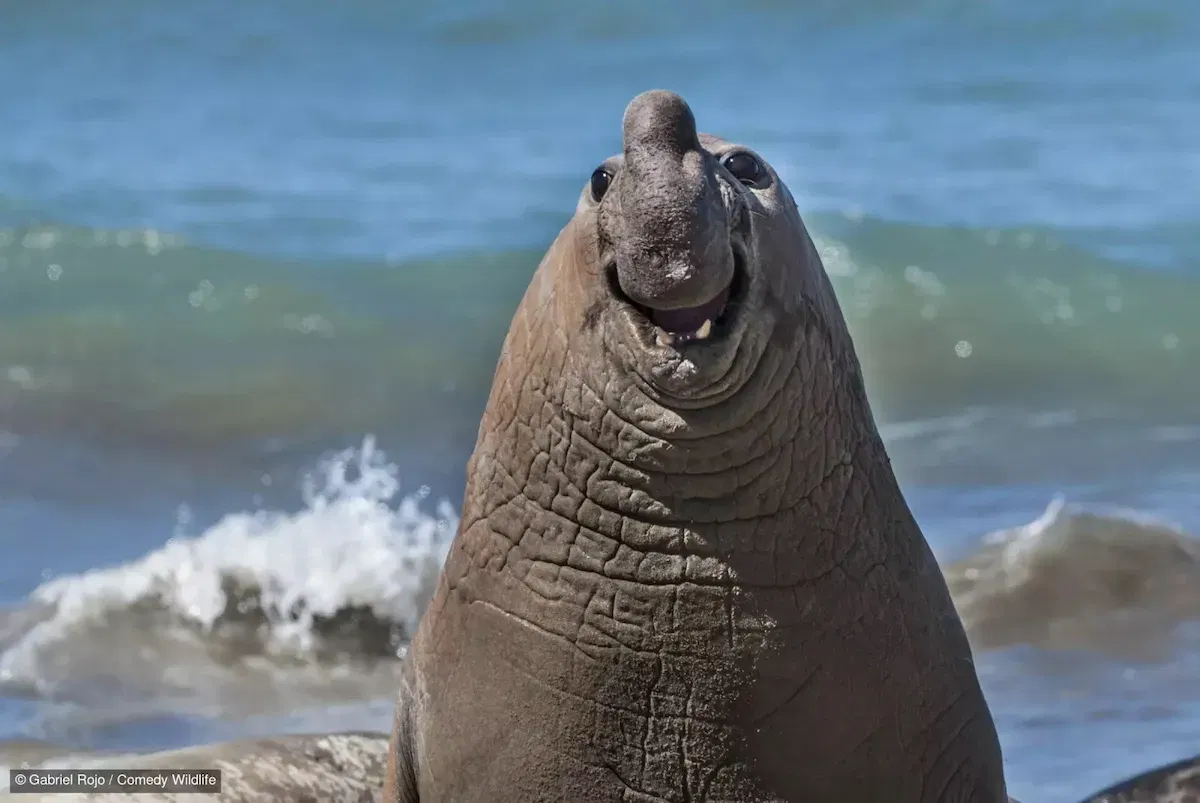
left=0, top=438, right=455, bottom=723
left=947, top=497, right=1200, bottom=656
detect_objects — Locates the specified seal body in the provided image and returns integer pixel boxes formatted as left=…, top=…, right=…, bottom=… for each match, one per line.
left=385, top=90, right=1009, bottom=803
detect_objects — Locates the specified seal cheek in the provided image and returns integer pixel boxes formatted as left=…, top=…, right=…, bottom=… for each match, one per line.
left=581, top=298, right=605, bottom=333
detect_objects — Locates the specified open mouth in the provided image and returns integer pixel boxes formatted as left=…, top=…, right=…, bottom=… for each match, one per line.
left=609, top=247, right=747, bottom=348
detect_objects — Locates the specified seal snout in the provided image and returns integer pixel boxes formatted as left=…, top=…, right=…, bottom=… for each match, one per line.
left=622, top=90, right=702, bottom=157
left=612, top=90, right=741, bottom=348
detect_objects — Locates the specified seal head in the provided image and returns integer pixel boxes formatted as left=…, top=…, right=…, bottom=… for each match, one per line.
left=578, top=90, right=789, bottom=401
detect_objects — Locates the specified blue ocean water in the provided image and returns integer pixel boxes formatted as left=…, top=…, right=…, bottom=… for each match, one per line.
left=0, top=1, right=1197, bottom=800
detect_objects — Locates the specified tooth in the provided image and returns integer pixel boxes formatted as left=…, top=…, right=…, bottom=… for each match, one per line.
left=695, top=319, right=713, bottom=340
left=655, top=328, right=675, bottom=347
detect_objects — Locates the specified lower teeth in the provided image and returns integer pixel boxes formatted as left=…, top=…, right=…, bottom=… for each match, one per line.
left=655, top=318, right=714, bottom=347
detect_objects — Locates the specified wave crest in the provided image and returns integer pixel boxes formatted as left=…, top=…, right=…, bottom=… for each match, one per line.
left=0, top=438, right=455, bottom=702
left=947, top=497, right=1200, bottom=656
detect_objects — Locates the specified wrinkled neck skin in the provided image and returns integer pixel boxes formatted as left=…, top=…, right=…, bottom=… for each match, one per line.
left=471, top=217, right=873, bottom=543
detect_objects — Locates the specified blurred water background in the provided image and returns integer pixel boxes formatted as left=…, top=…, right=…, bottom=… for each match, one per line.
left=0, top=2, right=1197, bottom=800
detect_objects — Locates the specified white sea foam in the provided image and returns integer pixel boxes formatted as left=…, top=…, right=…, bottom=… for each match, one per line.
left=0, top=437, right=457, bottom=699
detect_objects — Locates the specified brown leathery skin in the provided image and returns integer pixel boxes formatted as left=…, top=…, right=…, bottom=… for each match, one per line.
left=386, top=89, right=1009, bottom=802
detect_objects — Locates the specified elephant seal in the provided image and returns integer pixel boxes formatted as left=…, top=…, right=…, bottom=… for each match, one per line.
left=1077, top=753, right=1200, bottom=802
left=2, top=731, right=388, bottom=802
left=385, top=89, right=1009, bottom=802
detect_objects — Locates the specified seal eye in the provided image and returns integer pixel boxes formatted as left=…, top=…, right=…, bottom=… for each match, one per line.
left=589, top=167, right=612, bottom=202
left=723, top=152, right=763, bottom=186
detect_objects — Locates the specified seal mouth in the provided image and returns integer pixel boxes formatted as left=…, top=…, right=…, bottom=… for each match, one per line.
left=607, top=246, right=747, bottom=349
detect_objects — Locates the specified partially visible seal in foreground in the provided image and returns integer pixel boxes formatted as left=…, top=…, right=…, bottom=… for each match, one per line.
left=385, top=89, right=1010, bottom=802
left=1077, top=753, right=1200, bottom=803
left=2, top=732, right=388, bottom=802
